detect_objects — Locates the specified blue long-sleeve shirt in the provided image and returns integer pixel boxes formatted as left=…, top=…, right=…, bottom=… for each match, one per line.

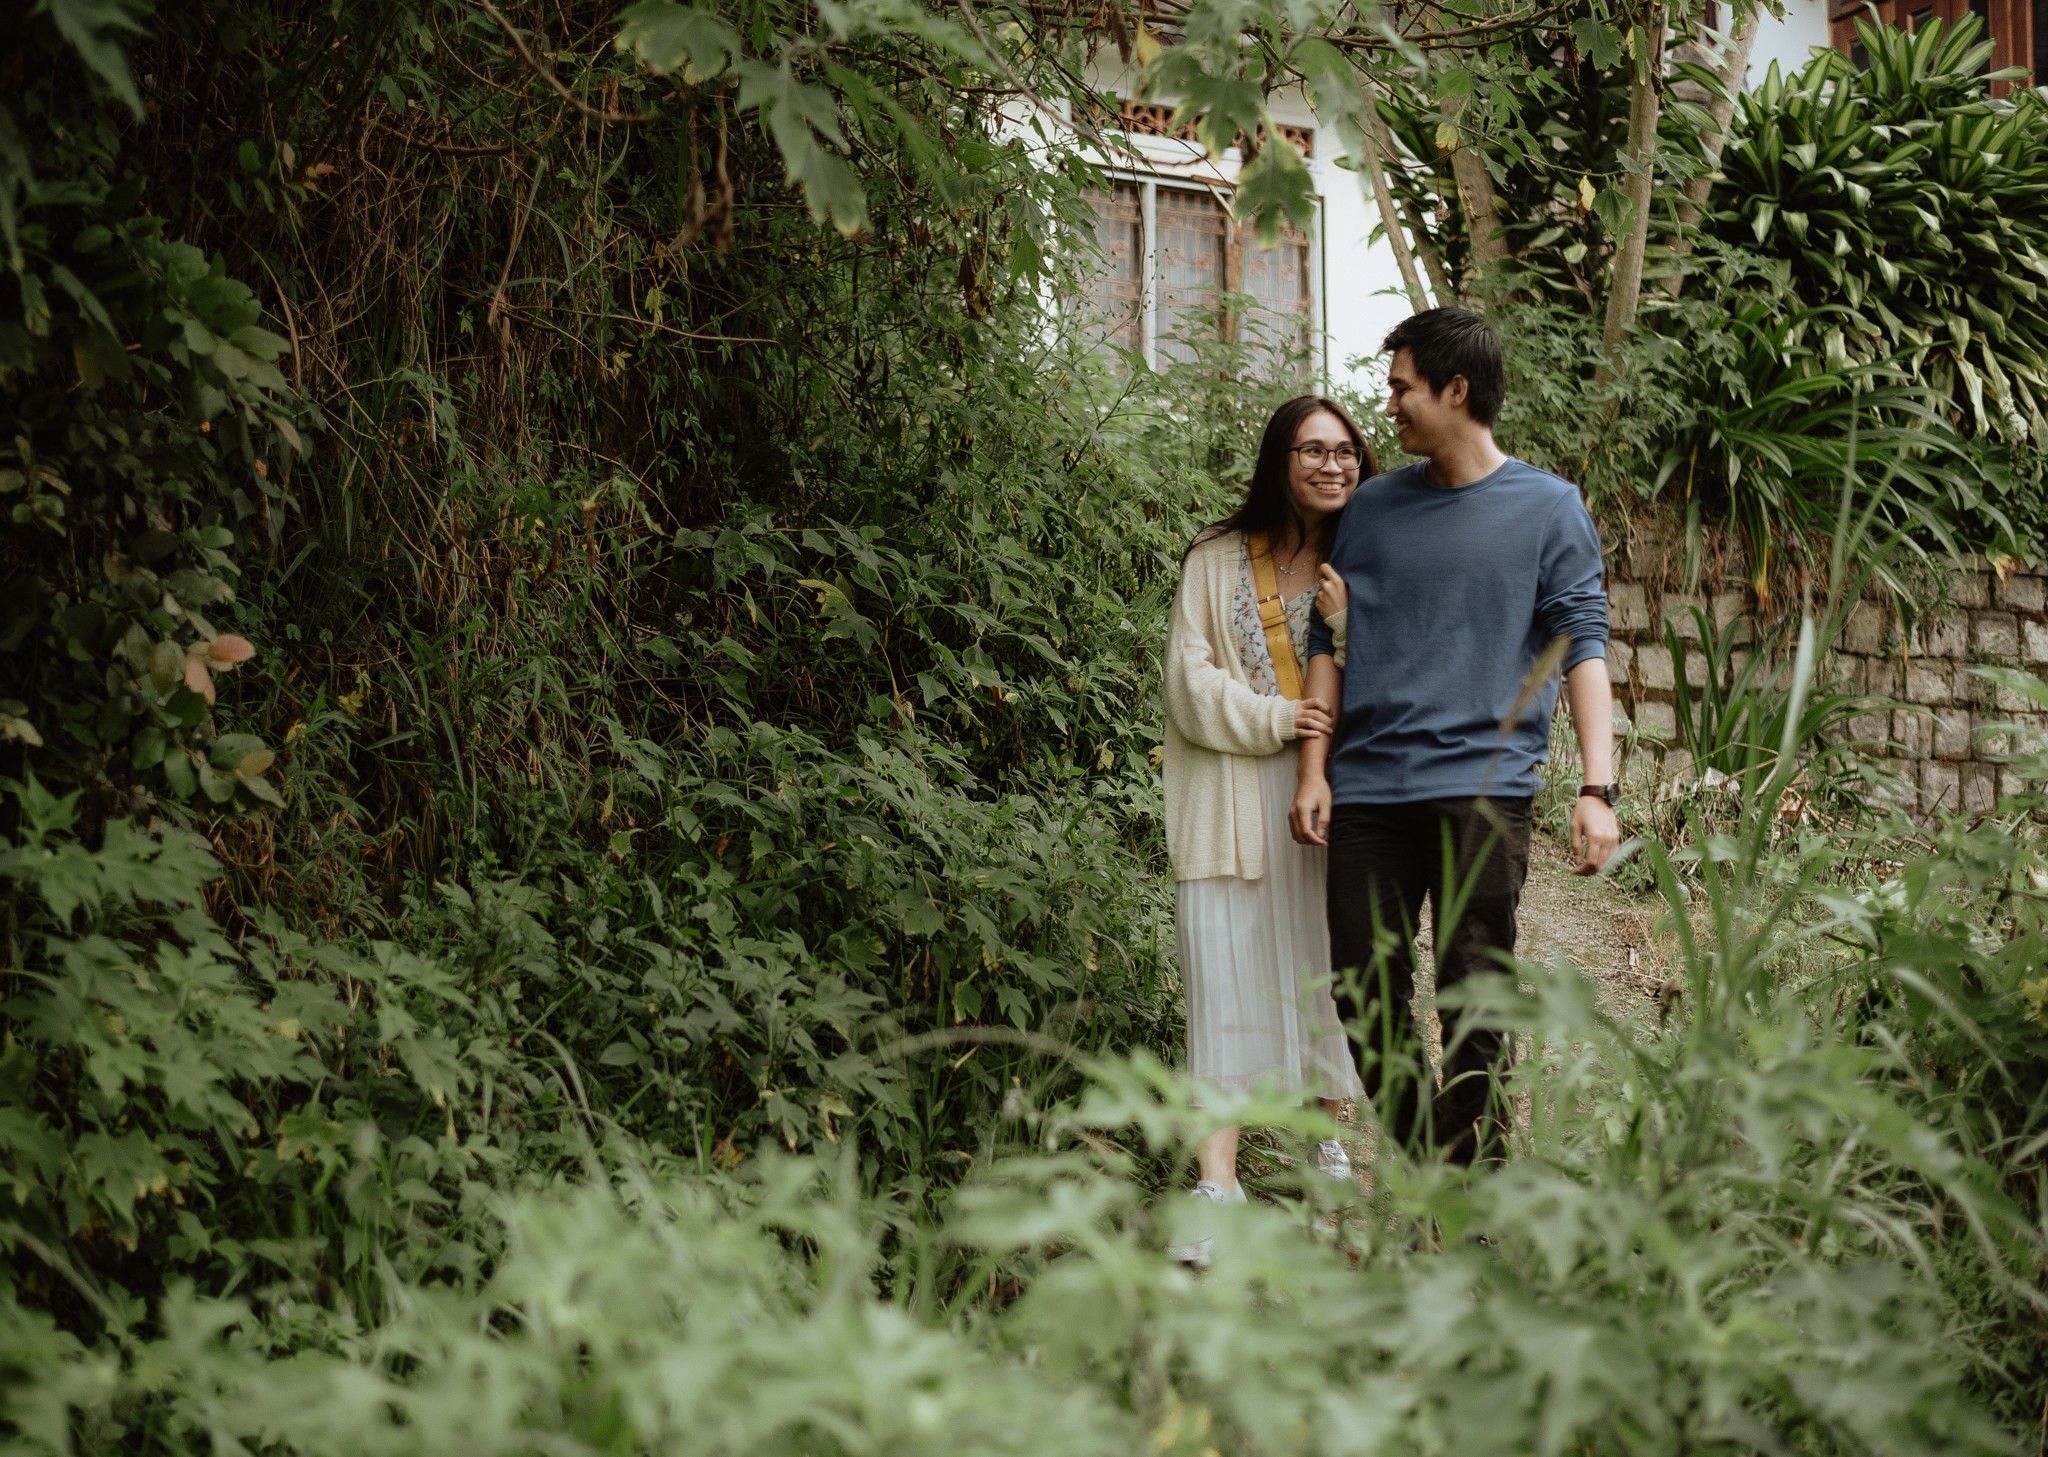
left=1305, top=457, right=1608, bottom=804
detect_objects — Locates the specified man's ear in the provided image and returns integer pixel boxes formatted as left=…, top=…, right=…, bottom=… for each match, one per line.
left=1444, top=374, right=1470, bottom=413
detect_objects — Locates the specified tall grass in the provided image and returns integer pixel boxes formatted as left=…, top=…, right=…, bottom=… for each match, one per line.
left=11, top=681, right=2044, bottom=1451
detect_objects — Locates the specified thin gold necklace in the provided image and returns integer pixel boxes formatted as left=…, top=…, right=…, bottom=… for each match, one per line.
left=1273, top=545, right=1317, bottom=582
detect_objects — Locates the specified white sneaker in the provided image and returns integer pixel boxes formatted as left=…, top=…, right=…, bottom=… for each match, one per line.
left=1314, top=1139, right=1353, bottom=1182
left=1166, top=1179, right=1245, bottom=1268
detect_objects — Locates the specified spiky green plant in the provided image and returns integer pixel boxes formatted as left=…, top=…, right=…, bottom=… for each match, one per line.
left=1716, top=17, right=2048, bottom=447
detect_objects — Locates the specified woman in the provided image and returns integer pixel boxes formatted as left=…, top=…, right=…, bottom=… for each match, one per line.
left=1161, top=395, right=1376, bottom=1248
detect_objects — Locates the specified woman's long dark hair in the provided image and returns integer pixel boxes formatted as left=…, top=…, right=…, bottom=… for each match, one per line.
left=1191, top=395, right=1377, bottom=560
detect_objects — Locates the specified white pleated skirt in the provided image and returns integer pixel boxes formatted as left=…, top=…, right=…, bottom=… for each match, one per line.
left=1177, top=746, right=1365, bottom=1102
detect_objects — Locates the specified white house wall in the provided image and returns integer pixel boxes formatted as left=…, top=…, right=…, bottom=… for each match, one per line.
left=1749, top=0, right=1832, bottom=83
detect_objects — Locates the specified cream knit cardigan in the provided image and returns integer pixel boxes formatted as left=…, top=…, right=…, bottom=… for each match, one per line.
left=1162, top=531, right=1343, bottom=882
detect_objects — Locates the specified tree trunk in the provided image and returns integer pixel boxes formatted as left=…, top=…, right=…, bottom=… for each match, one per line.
left=1661, top=3, right=1763, bottom=295
left=1404, top=196, right=1456, bottom=301
left=1358, top=77, right=1430, bottom=312
left=1440, top=92, right=1508, bottom=289
left=1602, top=2, right=1668, bottom=362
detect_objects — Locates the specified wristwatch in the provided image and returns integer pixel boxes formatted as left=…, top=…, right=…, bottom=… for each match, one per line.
left=1578, top=783, right=1619, bottom=806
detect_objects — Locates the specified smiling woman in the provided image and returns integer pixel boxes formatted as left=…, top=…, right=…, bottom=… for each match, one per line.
left=1158, top=397, right=1379, bottom=1257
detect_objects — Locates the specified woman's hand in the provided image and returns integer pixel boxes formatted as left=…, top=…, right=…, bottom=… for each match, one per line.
left=1315, top=563, right=1347, bottom=623
left=1290, top=694, right=1334, bottom=740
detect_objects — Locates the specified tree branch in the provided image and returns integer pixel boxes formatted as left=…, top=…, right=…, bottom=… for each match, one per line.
left=1358, top=78, right=1430, bottom=312
left=474, top=0, right=654, bottom=125
left=1441, top=97, right=1508, bottom=288
left=1405, top=196, right=1456, bottom=300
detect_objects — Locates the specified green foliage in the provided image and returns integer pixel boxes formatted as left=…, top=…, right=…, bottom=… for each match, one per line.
left=1654, top=288, right=2026, bottom=590
left=1375, top=7, right=2048, bottom=570
left=4, top=0, right=1222, bottom=1392
left=5, top=2, right=2047, bottom=1451
left=0, top=0, right=298, bottom=817
left=13, top=752, right=2047, bottom=1451
left=1716, top=18, right=2048, bottom=448
left=1664, top=605, right=1869, bottom=794
left=1373, top=26, right=1672, bottom=305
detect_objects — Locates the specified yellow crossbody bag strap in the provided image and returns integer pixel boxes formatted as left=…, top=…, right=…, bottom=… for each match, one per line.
left=1246, top=533, right=1304, bottom=701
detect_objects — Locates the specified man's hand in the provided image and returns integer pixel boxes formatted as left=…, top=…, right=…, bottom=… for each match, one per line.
left=1290, top=773, right=1333, bottom=847
left=1570, top=795, right=1621, bottom=876
left=1290, top=694, right=1333, bottom=740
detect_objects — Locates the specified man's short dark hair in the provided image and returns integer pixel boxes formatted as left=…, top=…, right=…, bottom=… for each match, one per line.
left=1382, top=308, right=1505, bottom=426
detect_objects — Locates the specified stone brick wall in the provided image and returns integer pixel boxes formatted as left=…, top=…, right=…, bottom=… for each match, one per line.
left=1601, top=551, right=2047, bottom=814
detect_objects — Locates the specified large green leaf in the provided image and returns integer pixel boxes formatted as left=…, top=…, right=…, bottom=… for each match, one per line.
left=734, top=59, right=869, bottom=237
left=615, top=1, right=741, bottom=82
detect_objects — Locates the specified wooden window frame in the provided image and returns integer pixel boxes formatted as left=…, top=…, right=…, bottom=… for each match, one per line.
left=1084, top=171, right=1324, bottom=376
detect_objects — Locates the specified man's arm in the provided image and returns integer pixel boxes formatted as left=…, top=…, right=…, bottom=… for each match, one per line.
left=1564, top=656, right=1620, bottom=875
left=1290, top=652, right=1341, bottom=847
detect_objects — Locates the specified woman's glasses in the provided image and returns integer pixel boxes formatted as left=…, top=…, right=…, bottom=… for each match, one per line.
left=1289, top=444, right=1363, bottom=469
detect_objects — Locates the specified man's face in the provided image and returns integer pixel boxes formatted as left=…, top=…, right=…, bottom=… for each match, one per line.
left=1383, top=348, right=1462, bottom=456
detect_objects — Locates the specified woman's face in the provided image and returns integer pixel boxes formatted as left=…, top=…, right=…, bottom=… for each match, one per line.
left=1287, top=409, right=1362, bottom=525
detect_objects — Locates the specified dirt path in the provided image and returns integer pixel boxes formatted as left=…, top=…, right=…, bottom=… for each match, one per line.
left=1403, top=827, right=1679, bottom=1038
left=1514, top=830, right=1679, bottom=1020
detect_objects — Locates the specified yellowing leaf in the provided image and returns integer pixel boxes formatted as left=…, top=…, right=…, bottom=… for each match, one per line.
left=1577, top=174, right=1596, bottom=214
left=150, top=640, right=183, bottom=692
left=236, top=748, right=276, bottom=776
left=1133, top=23, right=1161, bottom=67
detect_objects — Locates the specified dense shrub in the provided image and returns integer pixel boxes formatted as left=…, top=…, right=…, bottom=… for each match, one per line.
left=11, top=733, right=2045, bottom=1452
left=0, top=0, right=1254, bottom=1399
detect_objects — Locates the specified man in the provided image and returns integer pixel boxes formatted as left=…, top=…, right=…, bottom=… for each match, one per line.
left=1292, top=308, right=1619, bottom=1166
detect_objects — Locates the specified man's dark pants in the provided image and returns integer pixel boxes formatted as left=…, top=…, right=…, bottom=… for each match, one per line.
left=1326, top=797, right=1532, bottom=1165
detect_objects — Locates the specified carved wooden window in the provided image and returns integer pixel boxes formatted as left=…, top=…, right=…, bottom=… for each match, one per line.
left=1239, top=217, right=1313, bottom=375
left=1079, top=176, right=1318, bottom=375
left=1154, top=186, right=1231, bottom=365
left=1082, top=181, right=1145, bottom=355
